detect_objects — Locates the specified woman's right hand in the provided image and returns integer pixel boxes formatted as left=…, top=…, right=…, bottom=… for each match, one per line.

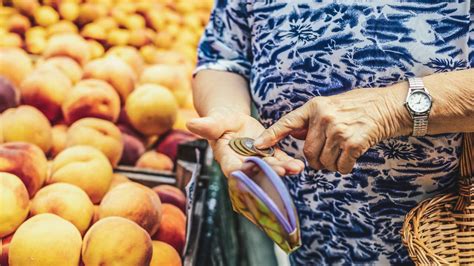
left=186, top=107, right=304, bottom=177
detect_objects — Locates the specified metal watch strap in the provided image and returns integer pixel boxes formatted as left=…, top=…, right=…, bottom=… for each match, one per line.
left=408, top=77, right=429, bottom=137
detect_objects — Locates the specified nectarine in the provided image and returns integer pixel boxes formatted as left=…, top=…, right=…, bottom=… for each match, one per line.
left=136, top=151, right=174, bottom=171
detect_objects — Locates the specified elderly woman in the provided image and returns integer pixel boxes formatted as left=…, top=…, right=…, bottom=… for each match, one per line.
left=188, top=1, right=474, bottom=265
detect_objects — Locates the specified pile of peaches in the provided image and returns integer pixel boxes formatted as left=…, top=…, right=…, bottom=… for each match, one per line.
left=0, top=0, right=213, bottom=265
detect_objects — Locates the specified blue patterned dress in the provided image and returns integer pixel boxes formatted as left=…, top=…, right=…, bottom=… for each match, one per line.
left=196, top=1, right=474, bottom=265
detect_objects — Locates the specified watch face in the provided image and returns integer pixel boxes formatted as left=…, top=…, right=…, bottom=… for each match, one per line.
left=407, top=91, right=431, bottom=113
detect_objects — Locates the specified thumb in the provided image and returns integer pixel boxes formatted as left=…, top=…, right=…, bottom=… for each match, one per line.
left=186, top=113, right=239, bottom=140
left=254, top=106, right=308, bottom=149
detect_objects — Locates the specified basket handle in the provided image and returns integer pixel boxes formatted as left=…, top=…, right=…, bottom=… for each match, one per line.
left=454, top=133, right=473, bottom=212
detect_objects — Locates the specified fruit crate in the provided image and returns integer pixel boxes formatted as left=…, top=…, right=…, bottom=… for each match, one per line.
left=114, top=139, right=210, bottom=266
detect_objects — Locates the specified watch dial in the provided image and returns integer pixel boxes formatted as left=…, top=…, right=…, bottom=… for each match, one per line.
left=407, top=91, right=431, bottom=113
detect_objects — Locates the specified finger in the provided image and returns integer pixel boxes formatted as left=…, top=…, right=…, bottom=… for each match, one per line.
left=290, top=129, right=308, bottom=140
left=319, top=141, right=340, bottom=172
left=336, top=149, right=357, bottom=174
left=273, top=149, right=305, bottom=173
left=254, top=105, right=309, bottom=149
left=186, top=113, right=240, bottom=140
left=302, top=119, right=325, bottom=170
left=211, top=139, right=244, bottom=177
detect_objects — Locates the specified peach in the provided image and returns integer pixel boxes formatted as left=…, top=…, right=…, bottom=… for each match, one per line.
left=99, top=182, right=162, bottom=235
left=50, top=124, right=67, bottom=158
left=108, top=173, right=130, bottom=190
left=59, top=2, right=79, bottom=21
left=62, top=79, right=120, bottom=124
left=46, top=20, right=78, bottom=37
left=76, top=3, right=107, bottom=26
left=0, top=234, right=13, bottom=266
left=0, top=47, right=33, bottom=88
left=151, top=241, right=182, bottom=266
left=91, top=205, right=100, bottom=225
left=82, top=217, right=152, bottom=266
left=155, top=129, right=197, bottom=162
left=83, top=56, right=136, bottom=102
left=0, top=32, right=23, bottom=48
left=87, top=40, right=105, bottom=59
left=80, top=23, right=107, bottom=42
left=19, top=66, right=72, bottom=122
left=106, top=46, right=144, bottom=75
left=122, top=14, right=145, bottom=30
left=128, top=28, right=153, bottom=48
left=9, top=214, right=82, bottom=266
left=43, top=33, right=91, bottom=66
left=25, top=26, right=46, bottom=39
left=12, top=0, right=39, bottom=17
left=37, top=56, right=83, bottom=84
left=66, top=118, right=123, bottom=166
left=152, top=203, right=186, bottom=254
left=95, top=17, right=117, bottom=31
left=152, top=185, right=186, bottom=212
left=34, top=6, right=59, bottom=27
left=154, top=31, right=174, bottom=49
left=106, top=28, right=130, bottom=47
left=0, top=77, right=20, bottom=113
left=30, top=183, right=94, bottom=235
left=6, top=14, right=30, bottom=36
left=119, top=131, right=146, bottom=165
left=136, top=151, right=174, bottom=171
left=49, top=145, right=113, bottom=203
left=25, top=34, right=47, bottom=54
left=0, top=173, right=29, bottom=238
left=174, top=109, right=199, bottom=131
left=125, top=84, right=178, bottom=136
left=1, top=106, right=53, bottom=152
left=0, top=142, right=48, bottom=197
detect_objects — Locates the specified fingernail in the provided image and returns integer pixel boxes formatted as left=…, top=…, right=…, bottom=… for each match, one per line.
left=288, top=161, right=300, bottom=170
left=254, top=138, right=264, bottom=148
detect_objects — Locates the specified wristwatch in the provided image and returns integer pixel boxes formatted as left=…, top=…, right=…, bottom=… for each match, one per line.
left=405, top=77, right=433, bottom=137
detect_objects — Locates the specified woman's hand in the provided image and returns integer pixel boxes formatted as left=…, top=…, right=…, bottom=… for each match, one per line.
left=186, top=107, right=305, bottom=177
left=254, top=87, right=411, bottom=174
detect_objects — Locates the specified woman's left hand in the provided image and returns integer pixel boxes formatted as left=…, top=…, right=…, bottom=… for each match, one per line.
left=254, top=86, right=411, bottom=174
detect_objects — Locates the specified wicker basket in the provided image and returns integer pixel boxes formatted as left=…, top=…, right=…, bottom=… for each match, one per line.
left=402, top=133, right=474, bottom=265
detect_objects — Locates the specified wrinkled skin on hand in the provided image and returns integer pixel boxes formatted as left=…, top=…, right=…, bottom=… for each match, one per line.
left=186, top=107, right=305, bottom=177
left=255, top=88, right=410, bottom=174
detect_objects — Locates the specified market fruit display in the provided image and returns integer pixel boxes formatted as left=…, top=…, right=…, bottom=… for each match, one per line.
left=0, top=0, right=210, bottom=264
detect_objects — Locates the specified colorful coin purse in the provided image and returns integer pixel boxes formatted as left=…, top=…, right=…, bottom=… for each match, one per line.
left=229, top=157, right=301, bottom=253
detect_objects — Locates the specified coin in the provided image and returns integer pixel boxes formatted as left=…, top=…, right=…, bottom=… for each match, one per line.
left=229, top=139, right=252, bottom=156
left=228, top=137, right=275, bottom=157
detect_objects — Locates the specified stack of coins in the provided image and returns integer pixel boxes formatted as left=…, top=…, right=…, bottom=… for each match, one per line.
left=229, top=137, right=275, bottom=157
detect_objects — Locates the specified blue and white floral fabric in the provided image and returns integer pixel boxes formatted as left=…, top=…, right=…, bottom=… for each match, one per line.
left=196, top=1, right=474, bottom=265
